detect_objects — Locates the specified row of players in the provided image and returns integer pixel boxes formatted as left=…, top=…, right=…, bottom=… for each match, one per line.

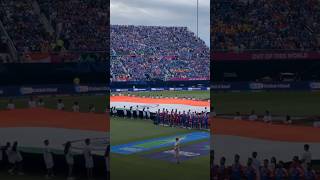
left=111, top=106, right=209, bottom=129
left=211, top=144, right=317, bottom=180
left=212, top=108, right=294, bottom=124
left=5, top=97, right=96, bottom=112
left=0, top=139, right=109, bottom=180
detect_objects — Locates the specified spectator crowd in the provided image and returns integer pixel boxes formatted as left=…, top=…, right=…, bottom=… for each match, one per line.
left=212, top=0, right=320, bottom=52
left=111, top=25, right=209, bottom=81
left=0, top=0, right=108, bottom=55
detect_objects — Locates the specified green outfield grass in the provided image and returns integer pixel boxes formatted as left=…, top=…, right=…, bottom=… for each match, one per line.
left=110, top=117, right=209, bottom=180
left=212, top=91, right=320, bottom=116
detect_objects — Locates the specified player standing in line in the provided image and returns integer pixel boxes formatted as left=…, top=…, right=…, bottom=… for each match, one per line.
left=37, top=98, right=45, bottom=107
left=304, top=163, right=317, bottom=180
left=142, top=108, right=146, bottom=119
left=89, top=104, right=96, bottom=112
left=260, top=159, right=271, bottom=180
left=130, top=106, right=133, bottom=119
left=57, top=99, right=65, bottom=110
left=146, top=107, right=151, bottom=119
left=72, top=101, right=80, bottom=112
left=174, top=138, right=180, bottom=164
left=7, top=99, right=15, bottom=110
left=248, top=110, right=258, bottom=121
left=28, top=96, right=36, bottom=108
left=244, top=158, right=256, bottom=180
left=64, top=141, right=74, bottom=180
left=11, top=141, right=23, bottom=175
left=135, top=105, right=139, bottom=118
left=274, top=161, right=288, bottom=180
left=43, top=140, right=54, bottom=179
left=230, top=154, right=243, bottom=180
left=217, top=157, right=228, bottom=180
left=289, top=156, right=303, bottom=180
left=301, top=144, right=312, bottom=171
left=5, top=142, right=14, bottom=174
left=251, top=152, right=261, bottom=177
left=123, top=106, right=127, bottom=118
left=83, top=139, right=94, bottom=179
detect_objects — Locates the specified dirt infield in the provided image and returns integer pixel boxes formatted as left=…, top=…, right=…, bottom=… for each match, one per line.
left=0, top=108, right=109, bottom=132
left=212, top=118, right=320, bottom=143
left=111, top=95, right=210, bottom=107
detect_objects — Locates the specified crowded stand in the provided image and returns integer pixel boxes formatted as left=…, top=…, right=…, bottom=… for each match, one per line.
left=111, top=25, right=209, bottom=81
left=0, top=0, right=109, bottom=62
left=212, top=0, right=320, bottom=51
left=211, top=144, right=319, bottom=179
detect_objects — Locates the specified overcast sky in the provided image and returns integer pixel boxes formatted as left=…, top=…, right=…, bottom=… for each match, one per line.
left=110, top=0, right=210, bottom=46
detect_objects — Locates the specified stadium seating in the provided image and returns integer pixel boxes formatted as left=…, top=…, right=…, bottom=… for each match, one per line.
left=111, top=25, right=210, bottom=81
left=0, top=0, right=108, bottom=55
left=212, top=0, right=320, bottom=51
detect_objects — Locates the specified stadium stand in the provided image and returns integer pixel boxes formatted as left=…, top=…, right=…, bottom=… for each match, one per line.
left=0, top=0, right=109, bottom=62
left=212, top=0, right=320, bottom=51
left=111, top=25, right=210, bottom=82
left=211, top=0, right=320, bottom=82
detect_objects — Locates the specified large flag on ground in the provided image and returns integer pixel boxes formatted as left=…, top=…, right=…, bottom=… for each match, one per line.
left=110, top=96, right=210, bottom=113
left=0, top=108, right=109, bottom=156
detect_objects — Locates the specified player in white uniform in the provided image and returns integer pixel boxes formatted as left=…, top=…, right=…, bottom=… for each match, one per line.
left=72, top=101, right=80, bottom=112
left=64, top=141, right=74, bottom=180
left=10, top=141, right=23, bottom=175
left=83, top=139, right=94, bottom=179
left=248, top=110, right=258, bottom=121
left=28, top=97, right=36, bottom=108
left=130, top=106, right=134, bottom=119
left=123, top=106, right=127, bottom=118
left=43, top=140, right=54, bottom=178
left=57, top=99, right=65, bottom=110
left=174, top=138, right=180, bottom=164
left=263, top=110, right=272, bottom=123
left=89, top=104, right=95, bottom=113
left=7, top=99, right=15, bottom=110
left=37, top=98, right=45, bottom=107
left=142, top=108, right=146, bottom=119
left=136, top=105, right=139, bottom=118
left=146, top=107, right=151, bottom=119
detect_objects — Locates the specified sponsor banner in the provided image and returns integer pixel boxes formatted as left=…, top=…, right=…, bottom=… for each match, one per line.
left=213, top=52, right=320, bottom=61
left=111, top=132, right=209, bottom=155
left=20, top=86, right=59, bottom=95
left=143, top=141, right=209, bottom=162
left=110, top=87, right=209, bottom=92
left=133, top=88, right=148, bottom=92
left=151, top=88, right=165, bottom=91
left=0, top=84, right=108, bottom=96
left=310, top=82, right=320, bottom=89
